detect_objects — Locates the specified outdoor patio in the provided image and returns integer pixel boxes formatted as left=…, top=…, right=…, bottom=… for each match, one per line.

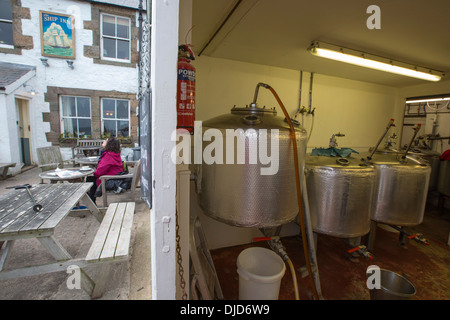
left=0, top=166, right=151, bottom=300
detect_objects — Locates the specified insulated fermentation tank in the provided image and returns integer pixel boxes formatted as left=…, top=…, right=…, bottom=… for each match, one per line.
left=305, top=155, right=377, bottom=238
left=363, top=151, right=431, bottom=226
left=196, top=104, right=307, bottom=228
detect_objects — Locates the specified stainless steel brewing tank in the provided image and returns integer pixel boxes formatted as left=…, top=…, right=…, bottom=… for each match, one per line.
left=437, top=159, right=450, bottom=197
left=196, top=105, right=307, bottom=228
left=305, top=156, right=377, bottom=238
left=407, top=148, right=440, bottom=191
left=363, top=151, right=431, bottom=226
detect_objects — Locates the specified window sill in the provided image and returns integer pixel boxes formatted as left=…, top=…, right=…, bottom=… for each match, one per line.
left=94, top=57, right=136, bottom=68
left=102, top=56, right=131, bottom=63
left=58, top=138, right=78, bottom=148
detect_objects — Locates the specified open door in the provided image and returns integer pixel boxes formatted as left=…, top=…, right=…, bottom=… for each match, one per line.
left=16, top=98, right=32, bottom=166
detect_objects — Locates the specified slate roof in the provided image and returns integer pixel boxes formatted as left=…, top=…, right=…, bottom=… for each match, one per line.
left=79, top=0, right=144, bottom=10
left=0, top=61, right=36, bottom=91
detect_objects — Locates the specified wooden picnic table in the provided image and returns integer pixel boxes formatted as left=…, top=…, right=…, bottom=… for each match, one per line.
left=0, top=183, right=103, bottom=296
left=0, top=183, right=135, bottom=299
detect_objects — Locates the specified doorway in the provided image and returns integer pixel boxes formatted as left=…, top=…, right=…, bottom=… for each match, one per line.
left=16, top=98, right=32, bottom=166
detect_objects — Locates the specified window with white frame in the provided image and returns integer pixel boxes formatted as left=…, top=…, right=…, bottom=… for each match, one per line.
left=101, top=13, right=131, bottom=62
left=0, top=0, right=13, bottom=47
left=60, top=96, right=92, bottom=138
left=101, top=98, right=130, bottom=138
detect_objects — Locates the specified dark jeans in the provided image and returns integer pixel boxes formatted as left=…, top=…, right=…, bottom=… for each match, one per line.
left=86, top=176, right=98, bottom=203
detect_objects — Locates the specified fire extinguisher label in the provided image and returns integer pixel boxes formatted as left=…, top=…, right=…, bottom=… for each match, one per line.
left=178, top=68, right=196, bottom=82
left=177, top=60, right=196, bottom=132
left=180, top=82, right=187, bottom=100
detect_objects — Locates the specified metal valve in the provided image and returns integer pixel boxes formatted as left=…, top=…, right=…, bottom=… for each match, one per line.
left=408, top=233, right=430, bottom=246
left=252, top=236, right=289, bottom=261
left=329, top=132, right=345, bottom=148
left=347, top=245, right=373, bottom=260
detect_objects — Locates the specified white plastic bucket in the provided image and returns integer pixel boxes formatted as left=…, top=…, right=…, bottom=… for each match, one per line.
left=236, top=247, right=286, bottom=300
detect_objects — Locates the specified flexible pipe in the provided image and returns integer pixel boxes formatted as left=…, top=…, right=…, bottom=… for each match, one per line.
left=287, top=258, right=300, bottom=300
left=259, top=83, right=320, bottom=300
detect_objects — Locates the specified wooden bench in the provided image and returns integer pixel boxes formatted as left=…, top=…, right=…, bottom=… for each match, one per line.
left=72, top=139, right=103, bottom=158
left=37, top=146, right=74, bottom=171
left=0, top=163, right=15, bottom=179
left=85, top=202, right=135, bottom=298
left=99, top=160, right=141, bottom=207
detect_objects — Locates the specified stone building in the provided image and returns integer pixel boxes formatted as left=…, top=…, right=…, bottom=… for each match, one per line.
left=0, top=0, right=145, bottom=173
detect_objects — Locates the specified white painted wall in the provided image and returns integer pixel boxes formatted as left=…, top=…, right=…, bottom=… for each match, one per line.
left=193, top=55, right=400, bottom=153
left=0, top=94, right=10, bottom=161
left=0, top=0, right=139, bottom=172
left=150, top=0, right=179, bottom=300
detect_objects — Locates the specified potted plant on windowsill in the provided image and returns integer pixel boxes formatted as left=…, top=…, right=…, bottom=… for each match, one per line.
left=101, top=133, right=133, bottom=146
left=58, top=132, right=76, bottom=146
left=58, top=133, right=93, bottom=147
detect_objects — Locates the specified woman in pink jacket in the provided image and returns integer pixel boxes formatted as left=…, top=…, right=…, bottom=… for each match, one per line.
left=87, top=137, right=123, bottom=204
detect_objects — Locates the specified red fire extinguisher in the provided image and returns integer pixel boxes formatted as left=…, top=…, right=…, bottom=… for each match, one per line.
left=177, top=45, right=196, bottom=133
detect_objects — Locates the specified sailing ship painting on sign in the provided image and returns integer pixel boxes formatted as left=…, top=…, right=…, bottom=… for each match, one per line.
left=40, top=11, right=75, bottom=59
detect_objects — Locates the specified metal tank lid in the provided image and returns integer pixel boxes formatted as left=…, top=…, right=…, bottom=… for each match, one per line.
left=203, top=103, right=306, bottom=133
left=407, top=148, right=441, bottom=157
left=230, top=103, right=277, bottom=116
left=306, top=155, right=373, bottom=169
left=361, top=150, right=428, bottom=166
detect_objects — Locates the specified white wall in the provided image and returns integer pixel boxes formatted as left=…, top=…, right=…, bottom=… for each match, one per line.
left=150, top=0, right=179, bottom=300
left=17, top=0, right=139, bottom=92
left=193, top=55, right=400, bottom=153
left=0, top=95, right=11, bottom=162
left=306, top=73, right=401, bottom=151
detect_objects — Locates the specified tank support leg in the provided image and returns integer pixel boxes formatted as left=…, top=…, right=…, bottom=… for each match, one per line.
left=389, top=225, right=430, bottom=246
left=398, top=226, right=409, bottom=247
left=367, top=221, right=378, bottom=251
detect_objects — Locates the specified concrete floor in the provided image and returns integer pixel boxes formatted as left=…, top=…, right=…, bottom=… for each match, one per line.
left=0, top=166, right=152, bottom=300
left=210, top=202, right=450, bottom=300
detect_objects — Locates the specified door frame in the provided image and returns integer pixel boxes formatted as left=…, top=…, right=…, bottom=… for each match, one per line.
left=15, top=97, right=32, bottom=166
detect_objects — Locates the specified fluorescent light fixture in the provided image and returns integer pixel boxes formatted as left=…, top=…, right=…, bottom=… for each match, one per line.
left=406, top=97, right=450, bottom=104
left=308, top=41, right=444, bottom=82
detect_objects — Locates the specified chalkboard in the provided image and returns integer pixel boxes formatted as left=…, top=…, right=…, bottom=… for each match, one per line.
left=140, top=88, right=152, bottom=208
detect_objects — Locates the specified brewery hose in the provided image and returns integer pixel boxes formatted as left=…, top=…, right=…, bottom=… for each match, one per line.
left=262, top=236, right=300, bottom=300
left=287, top=258, right=300, bottom=300
left=261, top=83, right=320, bottom=300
